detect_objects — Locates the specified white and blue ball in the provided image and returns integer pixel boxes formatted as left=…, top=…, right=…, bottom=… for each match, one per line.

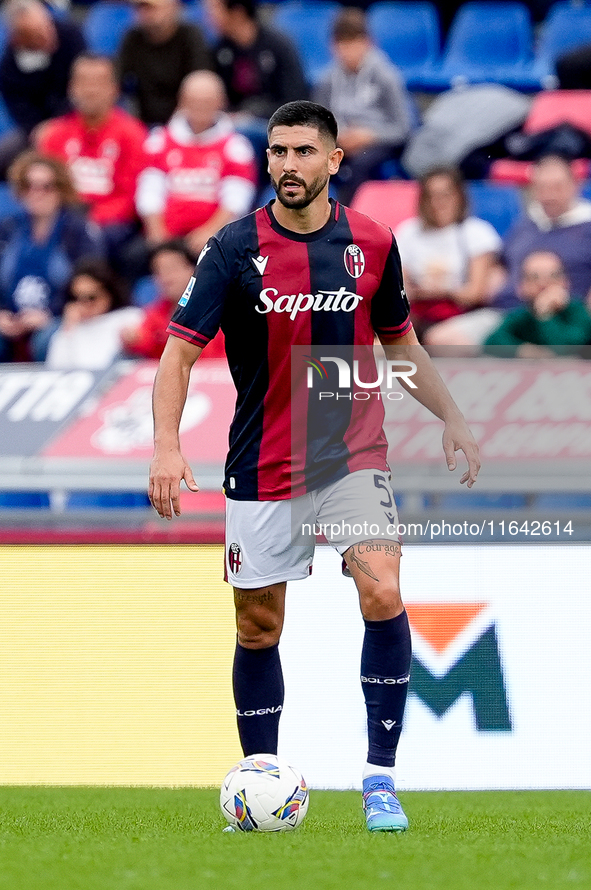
left=220, top=753, right=309, bottom=832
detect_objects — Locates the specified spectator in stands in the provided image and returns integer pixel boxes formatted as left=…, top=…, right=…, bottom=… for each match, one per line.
left=36, top=53, right=148, bottom=269
left=0, top=151, right=104, bottom=362
left=45, top=257, right=142, bottom=369
left=314, top=7, right=411, bottom=204
left=493, top=155, right=591, bottom=311
left=394, top=167, right=502, bottom=343
left=135, top=70, right=257, bottom=260
left=0, top=0, right=85, bottom=176
left=121, top=239, right=224, bottom=359
left=118, top=0, right=211, bottom=127
left=205, top=0, right=307, bottom=153
left=485, top=249, right=591, bottom=356
left=121, top=239, right=195, bottom=360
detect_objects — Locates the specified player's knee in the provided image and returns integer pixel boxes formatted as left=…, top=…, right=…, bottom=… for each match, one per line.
left=236, top=608, right=283, bottom=649
left=360, top=581, right=403, bottom=622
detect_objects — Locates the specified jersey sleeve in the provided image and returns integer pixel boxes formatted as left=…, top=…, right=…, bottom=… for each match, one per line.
left=371, top=232, right=413, bottom=339
left=167, top=237, right=232, bottom=348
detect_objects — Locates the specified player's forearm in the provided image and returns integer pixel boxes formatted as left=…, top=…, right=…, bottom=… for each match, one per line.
left=380, top=331, right=463, bottom=423
left=152, top=339, right=201, bottom=452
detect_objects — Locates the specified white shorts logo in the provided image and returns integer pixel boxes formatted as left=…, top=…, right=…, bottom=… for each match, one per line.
left=344, top=244, right=365, bottom=279
left=228, top=542, right=243, bottom=574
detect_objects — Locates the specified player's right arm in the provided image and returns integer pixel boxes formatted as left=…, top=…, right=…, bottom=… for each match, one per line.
left=149, top=335, right=202, bottom=520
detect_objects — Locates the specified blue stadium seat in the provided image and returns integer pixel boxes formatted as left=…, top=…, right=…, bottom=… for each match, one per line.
left=83, top=1, right=134, bottom=56
left=0, top=94, right=16, bottom=142
left=183, top=1, right=216, bottom=43
left=273, top=1, right=340, bottom=86
left=131, top=275, right=159, bottom=307
left=534, top=2, right=591, bottom=87
left=467, top=181, right=522, bottom=237
left=65, top=491, right=151, bottom=510
left=367, top=2, right=442, bottom=91
left=421, top=2, right=540, bottom=91
left=0, top=491, right=51, bottom=509
left=0, top=182, right=22, bottom=219
left=0, top=17, right=7, bottom=55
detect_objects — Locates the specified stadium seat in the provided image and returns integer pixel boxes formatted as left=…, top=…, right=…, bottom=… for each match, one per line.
left=367, top=2, right=442, bottom=91
left=489, top=91, right=591, bottom=184
left=419, top=2, right=540, bottom=92
left=534, top=2, right=591, bottom=87
left=350, top=180, right=419, bottom=231
left=272, top=1, right=340, bottom=86
left=64, top=491, right=151, bottom=510
left=0, top=94, right=16, bottom=142
left=131, top=275, right=159, bottom=307
left=466, top=181, right=522, bottom=236
left=0, top=17, right=7, bottom=55
left=490, top=157, right=591, bottom=186
left=521, top=89, right=591, bottom=140
left=0, top=182, right=22, bottom=219
left=83, top=2, right=134, bottom=56
left=183, top=1, right=216, bottom=43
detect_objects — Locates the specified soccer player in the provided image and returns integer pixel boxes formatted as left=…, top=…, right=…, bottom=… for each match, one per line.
left=149, top=101, right=480, bottom=833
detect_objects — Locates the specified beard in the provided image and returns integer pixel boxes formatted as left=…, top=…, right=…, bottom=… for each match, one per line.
left=271, top=171, right=329, bottom=209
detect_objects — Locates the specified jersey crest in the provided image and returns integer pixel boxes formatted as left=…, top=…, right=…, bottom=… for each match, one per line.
left=344, top=243, right=365, bottom=279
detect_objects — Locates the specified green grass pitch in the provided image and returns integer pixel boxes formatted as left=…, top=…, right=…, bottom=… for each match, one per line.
left=0, top=788, right=589, bottom=890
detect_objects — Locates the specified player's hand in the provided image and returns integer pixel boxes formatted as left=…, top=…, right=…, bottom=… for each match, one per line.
left=442, top=415, right=481, bottom=488
left=149, top=449, right=199, bottom=520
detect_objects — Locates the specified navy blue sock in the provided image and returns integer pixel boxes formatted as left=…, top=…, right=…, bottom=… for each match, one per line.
left=361, top=610, right=412, bottom=768
left=232, top=641, right=284, bottom=757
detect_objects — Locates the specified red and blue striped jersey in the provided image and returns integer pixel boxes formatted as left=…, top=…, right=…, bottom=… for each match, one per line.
left=168, top=199, right=412, bottom=500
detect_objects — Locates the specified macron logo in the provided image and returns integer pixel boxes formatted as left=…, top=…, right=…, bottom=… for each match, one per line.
left=381, top=720, right=397, bottom=731
left=252, top=254, right=269, bottom=275
left=197, top=243, right=211, bottom=265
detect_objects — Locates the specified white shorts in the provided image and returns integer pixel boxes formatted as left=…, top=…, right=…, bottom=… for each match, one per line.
left=225, top=468, right=400, bottom=588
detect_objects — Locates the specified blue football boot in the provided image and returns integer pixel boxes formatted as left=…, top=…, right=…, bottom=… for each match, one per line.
left=363, top=775, right=408, bottom=833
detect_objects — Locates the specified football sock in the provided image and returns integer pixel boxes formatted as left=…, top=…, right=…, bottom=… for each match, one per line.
left=232, top=640, right=284, bottom=757
left=361, top=610, right=412, bottom=768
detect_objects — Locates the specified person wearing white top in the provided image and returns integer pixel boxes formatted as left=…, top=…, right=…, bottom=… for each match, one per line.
left=46, top=259, right=142, bottom=370
left=395, top=167, right=502, bottom=345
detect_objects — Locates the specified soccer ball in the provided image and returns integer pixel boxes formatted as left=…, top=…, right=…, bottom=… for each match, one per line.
left=220, top=753, right=309, bottom=832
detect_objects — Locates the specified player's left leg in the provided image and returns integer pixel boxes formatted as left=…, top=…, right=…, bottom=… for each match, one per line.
left=344, top=540, right=411, bottom=832
left=313, top=469, right=411, bottom=831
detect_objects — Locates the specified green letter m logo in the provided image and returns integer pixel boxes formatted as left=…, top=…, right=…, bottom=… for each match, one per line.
left=410, top=625, right=512, bottom=731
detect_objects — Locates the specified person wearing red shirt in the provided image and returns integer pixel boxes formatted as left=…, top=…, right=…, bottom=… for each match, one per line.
left=37, top=53, right=147, bottom=266
left=136, top=70, right=257, bottom=258
left=121, top=238, right=225, bottom=360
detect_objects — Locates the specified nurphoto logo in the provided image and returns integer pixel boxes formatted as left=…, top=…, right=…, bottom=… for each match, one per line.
left=304, top=354, right=417, bottom=401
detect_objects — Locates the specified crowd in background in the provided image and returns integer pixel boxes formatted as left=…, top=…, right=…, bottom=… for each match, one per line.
left=0, top=0, right=590, bottom=369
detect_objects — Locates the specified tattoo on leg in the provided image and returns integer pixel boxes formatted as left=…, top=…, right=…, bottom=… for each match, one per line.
left=346, top=540, right=401, bottom=583
left=234, top=589, right=275, bottom=606
left=348, top=547, right=380, bottom=582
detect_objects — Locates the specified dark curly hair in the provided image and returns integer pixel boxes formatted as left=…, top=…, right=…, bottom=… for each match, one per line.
left=65, top=258, right=130, bottom=312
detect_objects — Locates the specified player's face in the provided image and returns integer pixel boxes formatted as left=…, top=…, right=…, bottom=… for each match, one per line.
left=267, top=125, right=342, bottom=210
